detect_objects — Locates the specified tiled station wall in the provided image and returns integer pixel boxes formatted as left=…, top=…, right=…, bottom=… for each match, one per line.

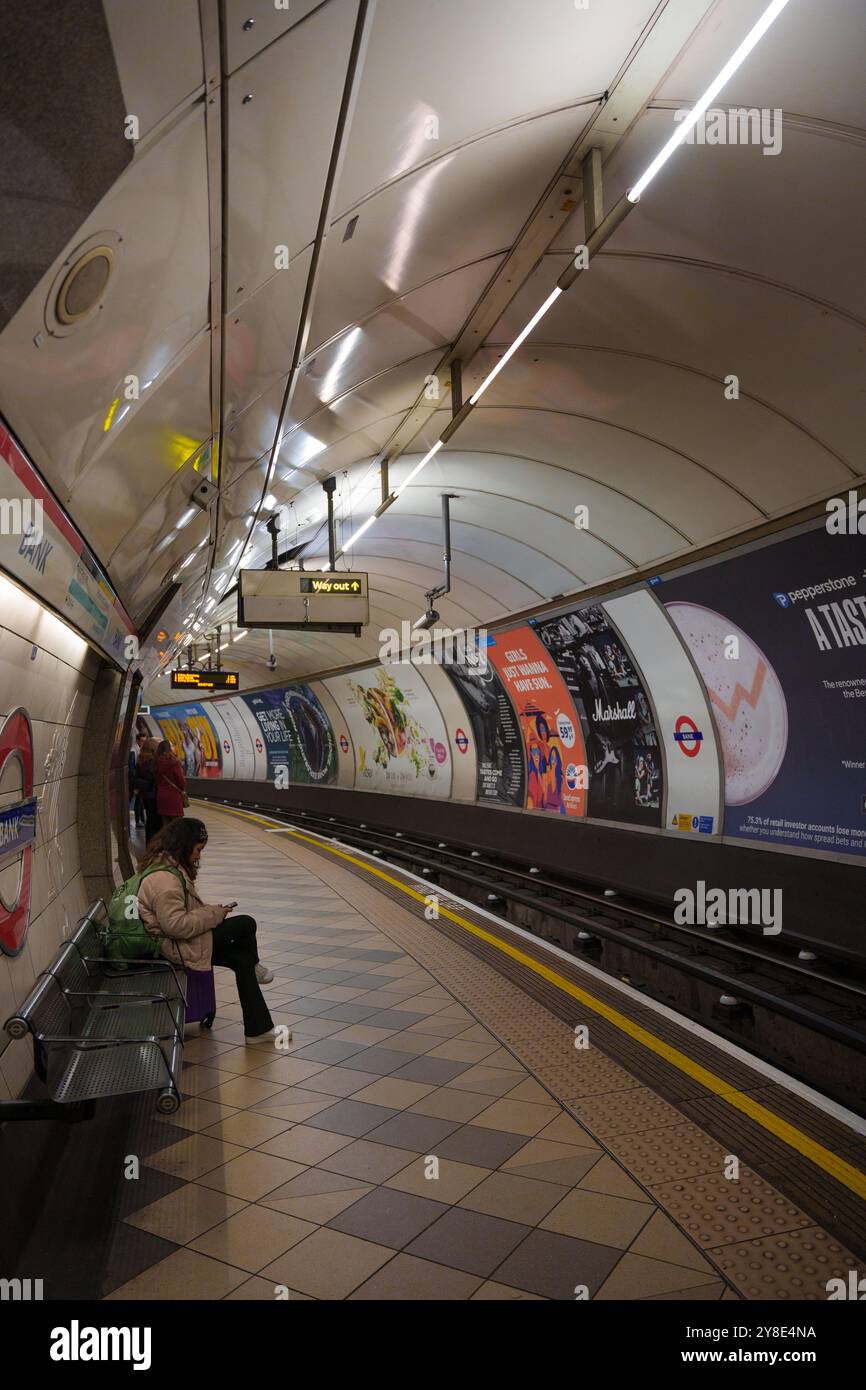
left=0, top=575, right=101, bottom=1099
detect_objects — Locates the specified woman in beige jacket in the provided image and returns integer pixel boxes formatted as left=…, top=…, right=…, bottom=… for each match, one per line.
left=137, top=817, right=275, bottom=1042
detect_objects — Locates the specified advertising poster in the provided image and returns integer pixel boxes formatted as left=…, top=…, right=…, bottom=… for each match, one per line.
left=310, top=681, right=355, bottom=789
left=486, top=627, right=587, bottom=817
left=240, top=685, right=337, bottom=785
left=445, top=655, right=525, bottom=806
left=604, top=589, right=721, bottom=837
left=531, top=605, right=662, bottom=827
left=415, top=661, right=478, bottom=802
left=325, top=665, right=452, bottom=799
left=658, top=524, right=866, bottom=859
left=150, top=703, right=222, bottom=778
left=210, top=697, right=257, bottom=781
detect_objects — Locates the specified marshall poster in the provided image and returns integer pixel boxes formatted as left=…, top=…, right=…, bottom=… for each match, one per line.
left=530, top=605, right=663, bottom=827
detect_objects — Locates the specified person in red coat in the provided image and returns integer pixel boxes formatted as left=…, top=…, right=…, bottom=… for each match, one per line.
left=155, top=741, right=187, bottom=822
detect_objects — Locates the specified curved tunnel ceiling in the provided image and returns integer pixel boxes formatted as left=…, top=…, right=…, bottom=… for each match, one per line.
left=0, top=0, right=862, bottom=697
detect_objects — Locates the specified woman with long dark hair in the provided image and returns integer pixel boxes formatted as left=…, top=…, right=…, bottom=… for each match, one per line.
left=136, top=817, right=276, bottom=1042
left=155, top=739, right=186, bottom=823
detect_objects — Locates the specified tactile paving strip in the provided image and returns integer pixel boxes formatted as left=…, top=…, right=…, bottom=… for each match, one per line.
left=214, top=810, right=866, bottom=1299
left=649, top=1168, right=812, bottom=1248
left=711, top=1228, right=860, bottom=1302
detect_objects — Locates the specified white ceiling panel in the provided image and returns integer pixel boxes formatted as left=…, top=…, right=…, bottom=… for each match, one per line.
left=333, top=0, right=659, bottom=214
left=103, top=0, right=203, bottom=137
left=224, top=0, right=361, bottom=313
left=511, top=253, right=865, bottom=466
left=65, top=334, right=213, bottom=571
left=318, top=108, right=583, bottom=326
left=391, top=458, right=680, bottom=569
left=656, top=0, right=866, bottom=128
left=0, top=107, right=211, bottom=502
left=305, top=255, right=504, bottom=390
left=225, top=245, right=313, bottom=421
left=588, top=114, right=866, bottom=318
left=456, top=358, right=849, bottom=523
left=222, top=0, right=324, bottom=75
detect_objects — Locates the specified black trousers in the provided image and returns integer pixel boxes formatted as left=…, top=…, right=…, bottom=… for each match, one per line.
left=211, top=914, right=273, bottom=1037
left=144, top=801, right=162, bottom=843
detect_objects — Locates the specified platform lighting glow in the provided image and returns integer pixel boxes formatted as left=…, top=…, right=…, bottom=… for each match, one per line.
left=627, top=0, right=792, bottom=202
left=340, top=512, right=377, bottom=552
left=264, top=494, right=277, bottom=509
left=469, top=287, right=562, bottom=405
left=176, top=507, right=197, bottom=530
left=233, top=629, right=247, bottom=642
left=394, top=440, right=444, bottom=496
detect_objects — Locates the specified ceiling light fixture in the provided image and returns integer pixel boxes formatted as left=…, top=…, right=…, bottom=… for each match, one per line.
left=469, top=286, right=562, bottom=405
left=394, top=440, right=444, bottom=496
left=340, top=512, right=377, bottom=552
left=627, top=0, right=792, bottom=202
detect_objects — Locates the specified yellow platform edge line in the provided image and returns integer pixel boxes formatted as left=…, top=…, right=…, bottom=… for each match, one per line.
left=215, top=804, right=866, bottom=1202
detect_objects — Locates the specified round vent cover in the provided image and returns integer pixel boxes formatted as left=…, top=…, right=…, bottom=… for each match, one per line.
left=56, top=247, right=114, bottom=323
left=45, top=231, right=122, bottom=337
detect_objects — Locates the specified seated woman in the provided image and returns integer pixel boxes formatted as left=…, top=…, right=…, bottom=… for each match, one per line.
left=136, top=817, right=277, bottom=1043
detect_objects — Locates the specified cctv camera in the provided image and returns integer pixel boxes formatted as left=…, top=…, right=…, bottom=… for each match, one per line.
left=413, top=608, right=440, bottom=632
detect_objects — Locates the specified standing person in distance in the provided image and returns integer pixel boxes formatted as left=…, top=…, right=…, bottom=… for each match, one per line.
left=155, top=739, right=187, bottom=824
left=134, top=738, right=161, bottom=844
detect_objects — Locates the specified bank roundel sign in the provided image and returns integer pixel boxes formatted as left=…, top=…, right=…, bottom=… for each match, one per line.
left=674, top=714, right=703, bottom=758
left=0, top=708, right=37, bottom=955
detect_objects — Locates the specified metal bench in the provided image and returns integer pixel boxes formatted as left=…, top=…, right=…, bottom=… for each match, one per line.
left=1, top=901, right=188, bottom=1121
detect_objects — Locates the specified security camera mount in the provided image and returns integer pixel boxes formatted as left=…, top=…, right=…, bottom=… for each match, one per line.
left=417, top=493, right=458, bottom=625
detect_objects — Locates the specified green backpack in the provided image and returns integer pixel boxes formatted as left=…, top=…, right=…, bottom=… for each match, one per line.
left=105, top=865, right=189, bottom=962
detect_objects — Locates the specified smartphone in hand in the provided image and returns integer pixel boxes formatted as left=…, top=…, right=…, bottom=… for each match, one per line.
left=223, top=901, right=238, bottom=911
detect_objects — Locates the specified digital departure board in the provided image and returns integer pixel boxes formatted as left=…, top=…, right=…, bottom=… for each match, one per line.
left=170, top=670, right=239, bottom=691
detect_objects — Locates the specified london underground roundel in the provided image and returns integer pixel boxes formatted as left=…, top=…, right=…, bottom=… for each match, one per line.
left=0, top=708, right=37, bottom=956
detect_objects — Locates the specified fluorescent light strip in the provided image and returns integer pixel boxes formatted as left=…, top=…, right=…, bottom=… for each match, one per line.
left=394, top=440, right=443, bottom=497
left=341, top=512, right=377, bottom=552
left=469, top=286, right=563, bottom=405
left=628, top=0, right=792, bottom=202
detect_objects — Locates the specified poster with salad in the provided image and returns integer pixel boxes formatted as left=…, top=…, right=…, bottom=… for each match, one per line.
left=324, top=664, right=452, bottom=798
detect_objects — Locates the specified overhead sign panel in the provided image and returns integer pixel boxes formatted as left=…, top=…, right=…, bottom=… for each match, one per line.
left=238, top=569, right=369, bottom=632
left=170, top=669, right=239, bottom=691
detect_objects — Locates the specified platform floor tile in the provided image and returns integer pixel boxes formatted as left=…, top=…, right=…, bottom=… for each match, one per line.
left=95, top=808, right=856, bottom=1301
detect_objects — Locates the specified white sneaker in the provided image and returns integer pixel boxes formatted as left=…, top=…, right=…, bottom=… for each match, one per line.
left=255, top=963, right=274, bottom=983
left=245, top=1028, right=277, bottom=1044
